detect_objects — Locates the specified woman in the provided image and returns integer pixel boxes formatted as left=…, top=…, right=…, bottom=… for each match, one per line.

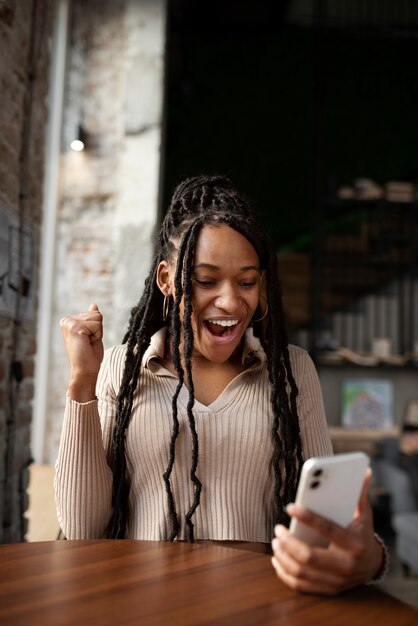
left=56, top=175, right=386, bottom=594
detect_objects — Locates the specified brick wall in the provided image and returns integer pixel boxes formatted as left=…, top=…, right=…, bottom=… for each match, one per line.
left=0, top=1, right=166, bottom=542
left=0, top=0, right=53, bottom=543
left=44, top=0, right=166, bottom=462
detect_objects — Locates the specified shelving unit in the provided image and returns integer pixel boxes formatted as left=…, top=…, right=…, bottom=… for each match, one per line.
left=310, top=198, right=418, bottom=361
left=290, top=198, right=418, bottom=436
left=277, top=4, right=418, bottom=442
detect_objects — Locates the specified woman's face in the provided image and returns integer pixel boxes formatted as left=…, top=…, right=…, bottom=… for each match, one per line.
left=158, top=224, right=262, bottom=363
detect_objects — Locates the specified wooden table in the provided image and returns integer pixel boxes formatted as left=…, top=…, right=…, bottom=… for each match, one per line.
left=0, top=540, right=417, bottom=625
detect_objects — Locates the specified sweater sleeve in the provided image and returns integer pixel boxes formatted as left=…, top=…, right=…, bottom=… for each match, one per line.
left=289, top=346, right=333, bottom=460
left=54, top=346, right=123, bottom=539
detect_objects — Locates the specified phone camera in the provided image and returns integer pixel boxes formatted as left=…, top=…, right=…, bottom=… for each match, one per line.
left=313, top=468, right=323, bottom=478
left=310, top=480, right=321, bottom=489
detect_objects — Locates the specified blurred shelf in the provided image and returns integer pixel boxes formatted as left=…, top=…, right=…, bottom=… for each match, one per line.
left=329, top=426, right=400, bottom=456
left=317, top=360, right=418, bottom=371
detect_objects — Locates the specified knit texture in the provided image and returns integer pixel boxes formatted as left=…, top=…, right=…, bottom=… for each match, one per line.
left=55, top=329, right=333, bottom=541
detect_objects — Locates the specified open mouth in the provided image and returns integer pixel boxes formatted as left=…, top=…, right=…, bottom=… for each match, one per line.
left=204, top=319, right=241, bottom=338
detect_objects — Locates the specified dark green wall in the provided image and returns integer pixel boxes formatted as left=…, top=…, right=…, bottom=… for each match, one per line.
left=163, top=6, right=418, bottom=249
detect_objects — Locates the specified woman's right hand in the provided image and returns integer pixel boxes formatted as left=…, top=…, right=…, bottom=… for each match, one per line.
left=60, top=303, right=104, bottom=402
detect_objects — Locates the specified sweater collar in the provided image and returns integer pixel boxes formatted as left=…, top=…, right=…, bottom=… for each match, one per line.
left=142, top=326, right=265, bottom=374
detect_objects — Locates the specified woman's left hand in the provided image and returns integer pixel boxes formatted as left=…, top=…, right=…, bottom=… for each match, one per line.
left=271, top=469, right=384, bottom=595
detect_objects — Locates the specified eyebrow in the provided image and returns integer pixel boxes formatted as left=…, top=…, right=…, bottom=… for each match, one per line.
left=193, top=263, right=261, bottom=272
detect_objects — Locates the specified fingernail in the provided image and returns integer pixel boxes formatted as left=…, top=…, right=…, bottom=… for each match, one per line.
left=285, top=503, right=296, bottom=514
left=274, top=524, right=284, bottom=538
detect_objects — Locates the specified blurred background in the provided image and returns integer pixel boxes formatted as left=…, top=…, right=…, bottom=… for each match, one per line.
left=0, top=0, right=417, bottom=605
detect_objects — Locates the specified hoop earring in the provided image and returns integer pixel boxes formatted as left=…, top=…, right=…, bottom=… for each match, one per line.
left=163, top=295, right=171, bottom=321
left=252, top=300, right=269, bottom=323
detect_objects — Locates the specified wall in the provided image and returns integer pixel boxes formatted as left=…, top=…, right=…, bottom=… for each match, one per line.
left=0, top=0, right=53, bottom=543
left=164, top=2, right=418, bottom=250
left=41, top=0, right=167, bottom=463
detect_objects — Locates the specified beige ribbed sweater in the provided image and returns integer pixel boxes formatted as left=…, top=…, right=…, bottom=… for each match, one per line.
left=55, top=328, right=333, bottom=542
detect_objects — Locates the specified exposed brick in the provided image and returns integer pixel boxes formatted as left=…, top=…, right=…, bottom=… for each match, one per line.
left=0, top=0, right=53, bottom=542
left=22, top=336, right=37, bottom=357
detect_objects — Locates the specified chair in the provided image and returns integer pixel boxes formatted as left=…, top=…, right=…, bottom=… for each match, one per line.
left=372, top=437, right=418, bottom=575
left=26, top=464, right=60, bottom=541
left=372, top=438, right=418, bottom=515
left=392, top=512, right=418, bottom=576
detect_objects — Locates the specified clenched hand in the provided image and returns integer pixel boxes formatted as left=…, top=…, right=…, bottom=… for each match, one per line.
left=60, top=303, right=104, bottom=402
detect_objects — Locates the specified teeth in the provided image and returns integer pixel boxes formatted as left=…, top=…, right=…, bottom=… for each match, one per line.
left=208, top=319, right=239, bottom=327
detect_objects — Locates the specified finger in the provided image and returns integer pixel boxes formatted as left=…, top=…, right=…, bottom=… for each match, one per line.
left=272, top=544, right=347, bottom=589
left=78, top=309, right=102, bottom=322
left=271, top=555, right=340, bottom=595
left=355, top=468, right=372, bottom=517
left=60, top=316, right=102, bottom=340
left=273, top=526, right=355, bottom=579
left=60, top=309, right=102, bottom=326
left=272, top=533, right=364, bottom=592
left=90, top=325, right=103, bottom=342
left=272, top=537, right=314, bottom=581
left=286, top=504, right=358, bottom=551
left=76, top=323, right=101, bottom=338
left=65, top=304, right=102, bottom=324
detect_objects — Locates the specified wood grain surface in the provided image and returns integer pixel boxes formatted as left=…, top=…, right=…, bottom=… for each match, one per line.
left=0, top=540, right=417, bottom=625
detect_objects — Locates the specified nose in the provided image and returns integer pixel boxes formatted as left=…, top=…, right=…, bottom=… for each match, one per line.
left=214, top=282, right=242, bottom=312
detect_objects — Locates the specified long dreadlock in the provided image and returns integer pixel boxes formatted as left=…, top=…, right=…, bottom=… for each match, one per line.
left=107, top=174, right=304, bottom=540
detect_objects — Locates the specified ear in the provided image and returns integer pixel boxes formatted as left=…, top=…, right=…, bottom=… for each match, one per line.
left=156, top=261, right=173, bottom=297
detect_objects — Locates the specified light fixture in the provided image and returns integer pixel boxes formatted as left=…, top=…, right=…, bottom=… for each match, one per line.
left=70, top=126, right=86, bottom=152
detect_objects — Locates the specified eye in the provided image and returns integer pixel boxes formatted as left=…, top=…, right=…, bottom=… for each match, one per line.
left=238, top=275, right=260, bottom=288
left=193, top=278, right=216, bottom=288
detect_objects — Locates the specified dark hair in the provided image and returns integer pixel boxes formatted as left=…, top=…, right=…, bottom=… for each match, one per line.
left=107, top=174, right=304, bottom=539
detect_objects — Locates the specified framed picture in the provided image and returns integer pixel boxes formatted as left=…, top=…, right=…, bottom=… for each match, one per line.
left=341, top=379, right=394, bottom=429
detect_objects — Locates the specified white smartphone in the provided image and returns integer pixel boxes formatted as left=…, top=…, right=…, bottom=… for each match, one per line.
left=289, top=452, right=369, bottom=547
